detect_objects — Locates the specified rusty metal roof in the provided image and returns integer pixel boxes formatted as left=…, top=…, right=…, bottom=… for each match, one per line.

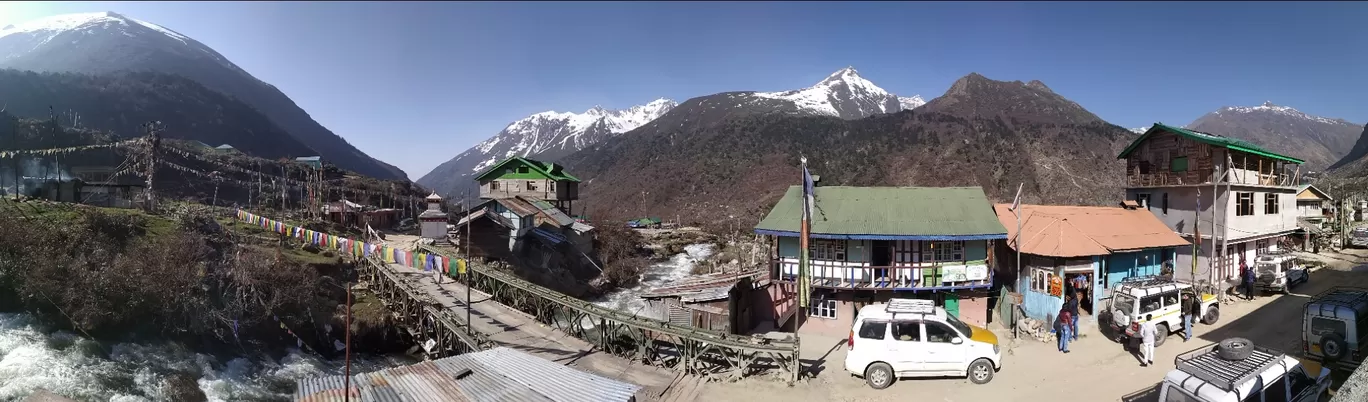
left=642, top=270, right=765, bottom=301
left=294, top=347, right=641, bottom=402
left=993, top=204, right=1191, bottom=258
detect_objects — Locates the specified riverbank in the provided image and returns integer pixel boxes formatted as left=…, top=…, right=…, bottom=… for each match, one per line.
left=0, top=201, right=412, bottom=401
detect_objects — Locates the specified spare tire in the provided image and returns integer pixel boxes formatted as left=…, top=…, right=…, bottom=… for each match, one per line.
left=1217, top=337, right=1255, bottom=360
left=1322, top=334, right=1348, bottom=362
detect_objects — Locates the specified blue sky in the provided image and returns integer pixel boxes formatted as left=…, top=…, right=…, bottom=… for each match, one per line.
left=2, top=2, right=1366, bottom=179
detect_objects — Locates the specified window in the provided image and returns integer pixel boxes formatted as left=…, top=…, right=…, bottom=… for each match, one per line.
left=1137, top=193, right=1151, bottom=210
left=892, top=321, right=920, bottom=342
left=925, top=322, right=959, bottom=343
left=1310, top=317, right=1347, bottom=338
left=809, top=239, right=846, bottom=261
left=1285, top=367, right=1318, bottom=401
left=1162, top=384, right=1202, bottom=402
left=1162, top=193, right=1169, bottom=215
left=1260, top=375, right=1290, bottom=402
left=517, top=166, right=529, bottom=174
left=858, top=321, right=888, bottom=340
left=809, top=298, right=837, bottom=319
left=1140, top=294, right=1162, bottom=315
left=490, top=181, right=499, bottom=190
left=1030, top=266, right=1056, bottom=294
left=526, top=181, right=538, bottom=191
left=1236, top=192, right=1255, bottom=216
left=1161, top=291, right=1179, bottom=309
left=549, top=181, right=556, bottom=192
left=1170, top=156, right=1188, bottom=172
left=921, top=241, right=964, bottom=263
left=1265, top=193, right=1279, bottom=214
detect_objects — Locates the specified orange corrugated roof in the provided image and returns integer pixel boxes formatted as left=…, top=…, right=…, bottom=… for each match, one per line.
left=993, top=204, right=1191, bottom=258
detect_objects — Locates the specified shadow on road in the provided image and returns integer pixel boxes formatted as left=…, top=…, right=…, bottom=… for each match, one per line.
left=1121, top=383, right=1160, bottom=402
left=800, top=338, right=846, bottom=378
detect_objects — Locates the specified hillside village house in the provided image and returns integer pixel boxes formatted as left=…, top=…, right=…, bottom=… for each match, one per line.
left=754, top=186, right=1007, bottom=338
left=476, top=156, right=580, bottom=214
left=1293, top=184, right=1334, bottom=251
left=1119, top=123, right=1305, bottom=289
left=992, top=203, right=1190, bottom=327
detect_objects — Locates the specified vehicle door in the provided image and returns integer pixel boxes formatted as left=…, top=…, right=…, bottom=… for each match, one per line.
left=922, top=320, right=968, bottom=372
left=851, top=319, right=890, bottom=373
left=1307, top=316, right=1348, bottom=359
left=1159, top=290, right=1181, bottom=328
left=1138, top=292, right=1164, bottom=330
left=1284, top=366, right=1323, bottom=402
left=888, top=319, right=926, bottom=373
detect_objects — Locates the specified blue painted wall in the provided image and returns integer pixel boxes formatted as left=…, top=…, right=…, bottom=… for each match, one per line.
left=1018, top=272, right=1064, bottom=322
left=1101, top=248, right=1173, bottom=290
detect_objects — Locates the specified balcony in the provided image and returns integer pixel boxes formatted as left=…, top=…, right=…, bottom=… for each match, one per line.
left=771, top=258, right=993, bottom=290
left=1126, top=167, right=1294, bottom=188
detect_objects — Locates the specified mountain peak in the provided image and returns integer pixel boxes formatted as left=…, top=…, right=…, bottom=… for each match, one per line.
left=1026, top=80, right=1053, bottom=93
left=748, top=66, right=922, bottom=119
left=927, top=72, right=1103, bottom=125
left=0, top=11, right=191, bottom=44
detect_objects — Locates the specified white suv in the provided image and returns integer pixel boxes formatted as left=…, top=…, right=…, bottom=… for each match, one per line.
left=1158, top=338, right=1331, bottom=402
left=1108, top=276, right=1220, bottom=348
left=844, top=298, right=1002, bottom=389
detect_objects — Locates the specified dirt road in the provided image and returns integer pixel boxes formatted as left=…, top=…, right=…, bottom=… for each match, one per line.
left=697, top=250, right=1368, bottom=402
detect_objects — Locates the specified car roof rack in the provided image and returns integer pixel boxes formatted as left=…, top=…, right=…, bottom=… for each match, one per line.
left=1173, top=342, right=1290, bottom=394
left=886, top=298, right=936, bottom=315
left=1306, top=287, right=1368, bottom=315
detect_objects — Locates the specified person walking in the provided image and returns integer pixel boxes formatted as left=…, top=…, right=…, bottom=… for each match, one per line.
left=1240, top=257, right=1256, bottom=301
left=1057, top=308, right=1073, bottom=353
left=1139, top=315, right=1157, bottom=366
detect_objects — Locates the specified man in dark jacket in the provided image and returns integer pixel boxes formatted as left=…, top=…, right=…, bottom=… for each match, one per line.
left=1181, top=293, right=1196, bottom=342
left=1241, top=257, right=1255, bottom=300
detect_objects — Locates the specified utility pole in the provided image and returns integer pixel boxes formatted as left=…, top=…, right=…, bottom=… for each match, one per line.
left=464, top=190, right=472, bottom=338
left=141, top=121, right=162, bottom=211
left=344, top=279, right=352, bottom=402
left=1218, top=153, right=1233, bottom=299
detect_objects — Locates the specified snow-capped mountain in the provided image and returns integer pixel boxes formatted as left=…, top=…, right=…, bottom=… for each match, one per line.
left=417, top=66, right=923, bottom=198
left=1129, top=127, right=1148, bottom=134
left=749, top=67, right=924, bottom=119
left=1187, top=101, right=1363, bottom=170
left=0, top=12, right=407, bottom=180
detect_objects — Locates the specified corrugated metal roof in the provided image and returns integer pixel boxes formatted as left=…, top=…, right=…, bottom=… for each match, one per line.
left=529, top=227, right=569, bottom=245
left=520, top=197, right=576, bottom=227
left=570, top=222, right=595, bottom=233
left=1119, top=123, right=1304, bottom=164
left=294, top=347, right=640, bottom=402
left=491, top=197, right=539, bottom=219
left=993, top=204, right=1191, bottom=258
left=755, top=186, right=1008, bottom=239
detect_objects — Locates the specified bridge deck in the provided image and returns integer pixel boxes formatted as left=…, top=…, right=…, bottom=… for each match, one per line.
left=379, top=262, right=680, bottom=400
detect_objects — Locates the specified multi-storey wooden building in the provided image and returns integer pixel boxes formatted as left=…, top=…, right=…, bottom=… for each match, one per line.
left=1118, top=123, right=1305, bottom=288
left=753, top=185, right=1008, bottom=337
left=475, top=157, right=580, bottom=214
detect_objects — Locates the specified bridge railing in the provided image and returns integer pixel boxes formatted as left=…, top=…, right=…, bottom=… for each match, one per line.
left=416, top=244, right=801, bottom=383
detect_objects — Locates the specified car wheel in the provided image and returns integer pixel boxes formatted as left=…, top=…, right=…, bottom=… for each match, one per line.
left=1202, top=305, right=1220, bottom=325
left=967, top=359, right=994, bottom=385
left=1322, top=334, right=1348, bottom=362
left=1216, top=337, right=1255, bottom=360
left=1155, top=323, right=1169, bottom=347
left=865, top=362, right=895, bottom=390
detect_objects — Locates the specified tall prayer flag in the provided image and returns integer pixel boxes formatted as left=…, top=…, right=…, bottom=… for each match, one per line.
left=798, top=156, right=814, bottom=309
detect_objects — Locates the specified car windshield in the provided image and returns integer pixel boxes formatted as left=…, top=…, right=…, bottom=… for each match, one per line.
left=942, top=312, right=974, bottom=337
left=1257, top=262, right=1279, bottom=274
left=1112, top=294, right=1136, bottom=316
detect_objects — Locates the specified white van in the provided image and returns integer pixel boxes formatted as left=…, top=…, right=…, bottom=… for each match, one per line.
left=1157, top=338, right=1331, bottom=402
left=843, top=298, right=1002, bottom=389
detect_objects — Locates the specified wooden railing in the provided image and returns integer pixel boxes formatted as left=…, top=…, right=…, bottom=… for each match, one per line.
left=771, top=260, right=993, bottom=290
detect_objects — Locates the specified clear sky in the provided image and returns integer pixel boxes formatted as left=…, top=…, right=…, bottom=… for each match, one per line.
left=2, top=2, right=1366, bottom=179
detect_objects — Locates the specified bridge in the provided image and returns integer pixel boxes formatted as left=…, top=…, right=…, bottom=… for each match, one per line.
left=355, top=244, right=801, bottom=397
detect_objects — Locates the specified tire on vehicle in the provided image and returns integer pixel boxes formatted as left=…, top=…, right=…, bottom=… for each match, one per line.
left=1321, top=334, right=1348, bottom=362
left=865, top=362, right=895, bottom=390
left=1216, top=337, right=1255, bottom=360
left=967, top=358, right=994, bottom=385
left=1154, top=323, right=1169, bottom=347
left=1202, top=305, right=1220, bottom=325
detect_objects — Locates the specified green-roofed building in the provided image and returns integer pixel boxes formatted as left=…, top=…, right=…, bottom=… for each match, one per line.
left=474, top=157, right=580, bottom=214
left=753, top=185, right=1007, bottom=335
left=1118, top=123, right=1306, bottom=289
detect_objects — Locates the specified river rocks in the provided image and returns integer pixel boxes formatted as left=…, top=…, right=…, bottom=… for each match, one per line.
left=162, top=374, right=208, bottom=402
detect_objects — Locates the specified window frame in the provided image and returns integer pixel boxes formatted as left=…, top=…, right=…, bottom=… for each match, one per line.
left=1162, top=193, right=1169, bottom=214
left=490, top=181, right=500, bottom=190
left=809, top=239, right=847, bottom=261
left=924, top=321, right=959, bottom=343
left=891, top=320, right=922, bottom=342
left=922, top=241, right=964, bottom=263
left=1237, top=192, right=1255, bottom=216
left=1170, top=156, right=1188, bottom=172
left=1030, top=266, right=1056, bottom=294
left=809, top=297, right=838, bottom=319
left=1265, top=193, right=1279, bottom=215
left=857, top=320, right=889, bottom=340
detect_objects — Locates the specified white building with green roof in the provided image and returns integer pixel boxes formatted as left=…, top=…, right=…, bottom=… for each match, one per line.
left=753, top=185, right=1007, bottom=337
left=1119, top=123, right=1306, bottom=289
left=474, top=157, right=580, bottom=214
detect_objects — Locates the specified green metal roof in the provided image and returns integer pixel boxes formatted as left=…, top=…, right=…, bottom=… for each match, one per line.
left=473, top=157, right=581, bottom=182
left=753, top=186, right=1008, bottom=240
left=1117, top=123, right=1304, bottom=164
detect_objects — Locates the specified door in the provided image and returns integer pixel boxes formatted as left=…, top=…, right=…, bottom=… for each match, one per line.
left=889, top=320, right=927, bottom=373
left=943, top=293, right=961, bottom=319
left=872, top=241, right=891, bottom=281
left=922, top=321, right=967, bottom=372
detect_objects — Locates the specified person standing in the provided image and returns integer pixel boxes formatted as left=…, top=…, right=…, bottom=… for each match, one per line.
left=1067, top=292, right=1081, bottom=341
left=1057, top=308, right=1073, bottom=353
left=1139, top=315, right=1157, bottom=366
left=1240, top=257, right=1255, bottom=301
left=1180, top=293, right=1195, bottom=342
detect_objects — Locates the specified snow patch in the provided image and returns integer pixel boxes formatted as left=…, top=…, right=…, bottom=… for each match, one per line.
left=0, top=12, right=188, bottom=45
left=1217, top=101, right=1354, bottom=126
left=750, top=66, right=923, bottom=117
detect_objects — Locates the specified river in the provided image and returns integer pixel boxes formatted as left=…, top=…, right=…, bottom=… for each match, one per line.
left=0, top=313, right=412, bottom=402
left=591, top=243, right=715, bottom=320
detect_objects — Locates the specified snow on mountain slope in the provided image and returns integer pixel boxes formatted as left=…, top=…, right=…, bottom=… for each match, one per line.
left=1216, top=101, right=1354, bottom=126
left=417, top=66, right=923, bottom=198
left=1129, top=127, right=1148, bottom=134
left=0, top=11, right=407, bottom=180
left=750, top=67, right=922, bottom=119
left=1188, top=101, right=1363, bottom=170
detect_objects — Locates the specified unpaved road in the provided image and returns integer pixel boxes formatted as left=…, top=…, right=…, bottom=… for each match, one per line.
left=697, top=249, right=1368, bottom=402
